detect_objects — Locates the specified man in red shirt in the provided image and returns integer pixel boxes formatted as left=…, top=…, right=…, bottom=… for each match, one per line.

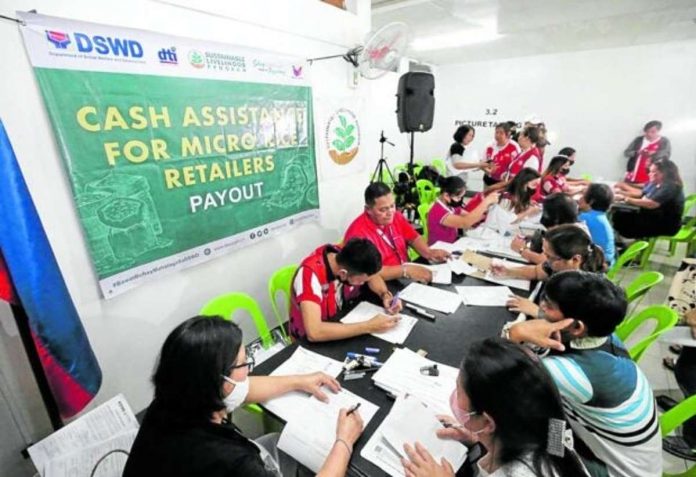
left=289, top=238, right=402, bottom=341
left=344, top=182, right=450, bottom=283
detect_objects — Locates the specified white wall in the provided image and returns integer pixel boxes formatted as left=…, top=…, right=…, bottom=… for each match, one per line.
left=417, top=40, right=696, bottom=191
left=0, top=0, right=411, bottom=440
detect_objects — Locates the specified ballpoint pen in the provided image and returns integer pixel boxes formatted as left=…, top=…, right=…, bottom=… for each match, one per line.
left=347, top=402, right=361, bottom=416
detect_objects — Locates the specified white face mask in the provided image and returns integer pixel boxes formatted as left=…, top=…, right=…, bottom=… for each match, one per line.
left=222, top=375, right=249, bottom=412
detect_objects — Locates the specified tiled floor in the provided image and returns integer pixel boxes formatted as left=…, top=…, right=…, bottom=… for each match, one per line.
left=622, top=240, right=693, bottom=474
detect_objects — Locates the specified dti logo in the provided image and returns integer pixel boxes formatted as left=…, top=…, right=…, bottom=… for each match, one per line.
left=45, top=30, right=71, bottom=49
left=73, top=33, right=143, bottom=57
left=158, top=47, right=178, bottom=65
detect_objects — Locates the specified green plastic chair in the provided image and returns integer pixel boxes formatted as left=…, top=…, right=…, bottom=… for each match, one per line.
left=200, top=292, right=274, bottom=417
left=431, top=158, right=447, bottom=176
left=614, top=305, right=678, bottom=362
left=416, top=179, right=438, bottom=206
left=641, top=193, right=696, bottom=269
left=417, top=202, right=433, bottom=242
left=624, top=271, right=664, bottom=316
left=606, top=240, right=649, bottom=285
left=268, top=264, right=298, bottom=344
left=200, top=292, right=273, bottom=349
left=661, top=393, right=696, bottom=477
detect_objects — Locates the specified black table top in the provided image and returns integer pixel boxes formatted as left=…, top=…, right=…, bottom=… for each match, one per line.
left=254, top=273, right=527, bottom=477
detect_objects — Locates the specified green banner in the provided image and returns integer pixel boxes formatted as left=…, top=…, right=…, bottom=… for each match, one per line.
left=33, top=68, right=317, bottom=295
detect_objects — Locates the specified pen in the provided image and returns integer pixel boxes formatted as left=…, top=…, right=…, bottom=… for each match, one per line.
left=404, top=303, right=436, bottom=321
left=389, top=291, right=401, bottom=310
left=347, top=402, right=361, bottom=416
left=439, top=419, right=464, bottom=429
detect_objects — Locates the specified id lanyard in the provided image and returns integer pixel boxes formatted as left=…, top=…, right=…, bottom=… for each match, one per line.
left=376, top=226, right=404, bottom=264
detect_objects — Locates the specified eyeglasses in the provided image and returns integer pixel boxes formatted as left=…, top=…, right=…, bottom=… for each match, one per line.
left=449, top=389, right=478, bottom=425
left=228, top=356, right=255, bottom=374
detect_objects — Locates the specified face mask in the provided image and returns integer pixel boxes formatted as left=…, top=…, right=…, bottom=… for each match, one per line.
left=448, top=198, right=463, bottom=208
left=222, top=375, right=249, bottom=412
left=560, top=168, right=570, bottom=175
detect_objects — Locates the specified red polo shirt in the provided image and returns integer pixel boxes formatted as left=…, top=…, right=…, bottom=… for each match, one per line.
left=344, top=211, right=418, bottom=266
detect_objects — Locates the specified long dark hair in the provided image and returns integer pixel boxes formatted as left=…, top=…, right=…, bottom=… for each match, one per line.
left=653, top=159, right=683, bottom=187
left=152, top=316, right=243, bottom=421
left=540, top=193, right=578, bottom=228
left=545, top=224, right=605, bottom=272
left=541, top=156, right=568, bottom=178
left=505, top=168, right=540, bottom=213
left=451, top=125, right=475, bottom=156
left=462, top=338, right=588, bottom=477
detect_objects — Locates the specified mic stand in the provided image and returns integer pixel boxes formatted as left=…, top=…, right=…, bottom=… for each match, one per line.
left=371, top=131, right=396, bottom=184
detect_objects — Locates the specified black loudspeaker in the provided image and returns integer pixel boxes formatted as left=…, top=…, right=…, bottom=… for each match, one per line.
left=396, top=72, right=435, bottom=133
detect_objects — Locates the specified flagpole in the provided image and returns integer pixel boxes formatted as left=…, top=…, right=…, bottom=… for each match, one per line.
left=10, top=299, right=63, bottom=430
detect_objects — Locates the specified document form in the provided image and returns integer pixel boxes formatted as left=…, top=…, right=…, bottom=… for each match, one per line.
left=340, top=301, right=418, bottom=344
left=28, top=394, right=138, bottom=474
left=263, top=347, right=344, bottom=422
left=456, top=285, right=513, bottom=307
left=362, top=394, right=467, bottom=477
left=399, top=283, right=462, bottom=314
left=277, top=388, right=379, bottom=473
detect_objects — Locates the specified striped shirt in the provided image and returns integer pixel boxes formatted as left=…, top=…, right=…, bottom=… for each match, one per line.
left=543, top=335, right=661, bottom=477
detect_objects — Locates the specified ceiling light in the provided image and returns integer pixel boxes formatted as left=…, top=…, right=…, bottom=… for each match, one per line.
left=411, top=25, right=502, bottom=51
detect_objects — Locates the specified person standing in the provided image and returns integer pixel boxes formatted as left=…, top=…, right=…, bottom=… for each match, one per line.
left=623, top=120, right=671, bottom=184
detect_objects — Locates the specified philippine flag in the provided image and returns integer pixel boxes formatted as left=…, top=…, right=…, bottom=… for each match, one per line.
left=0, top=120, right=102, bottom=420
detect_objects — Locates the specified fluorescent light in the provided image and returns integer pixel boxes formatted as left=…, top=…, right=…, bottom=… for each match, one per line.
left=411, top=25, right=502, bottom=51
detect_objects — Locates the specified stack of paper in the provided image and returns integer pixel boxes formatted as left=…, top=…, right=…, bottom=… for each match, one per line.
left=263, top=347, right=344, bottom=422
left=278, top=388, right=379, bottom=473
left=399, top=282, right=462, bottom=314
left=340, top=301, right=418, bottom=344
left=456, top=286, right=513, bottom=307
left=361, top=394, right=468, bottom=477
left=28, top=394, right=139, bottom=477
left=372, top=347, right=459, bottom=415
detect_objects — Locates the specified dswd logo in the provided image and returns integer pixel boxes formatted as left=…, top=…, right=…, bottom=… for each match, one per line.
left=45, top=30, right=71, bottom=49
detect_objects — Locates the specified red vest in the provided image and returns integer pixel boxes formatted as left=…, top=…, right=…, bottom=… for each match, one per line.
left=625, top=140, right=660, bottom=184
left=485, top=141, right=519, bottom=181
left=533, top=174, right=566, bottom=202
left=506, top=147, right=542, bottom=179
left=289, top=244, right=354, bottom=339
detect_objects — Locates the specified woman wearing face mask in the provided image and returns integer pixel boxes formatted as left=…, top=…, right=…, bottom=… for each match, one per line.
left=124, top=316, right=363, bottom=477
left=511, top=192, right=589, bottom=265
left=401, top=338, right=589, bottom=477
left=427, top=176, right=500, bottom=245
left=534, top=156, right=585, bottom=202
left=494, top=224, right=605, bottom=319
left=446, top=125, right=486, bottom=181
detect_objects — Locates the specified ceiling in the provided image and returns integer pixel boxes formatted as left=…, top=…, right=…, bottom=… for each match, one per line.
left=371, top=0, right=696, bottom=65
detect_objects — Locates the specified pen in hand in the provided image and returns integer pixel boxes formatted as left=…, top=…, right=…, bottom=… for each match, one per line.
left=439, top=419, right=464, bottom=429
left=347, top=403, right=361, bottom=416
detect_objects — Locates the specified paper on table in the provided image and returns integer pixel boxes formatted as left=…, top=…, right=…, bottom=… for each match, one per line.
left=372, top=347, right=459, bottom=415
left=263, top=347, right=344, bottom=422
left=362, top=394, right=467, bottom=477
left=406, top=262, right=452, bottom=285
left=399, top=282, right=462, bottom=314
left=429, top=241, right=465, bottom=253
left=456, top=286, right=513, bottom=307
left=340, top=301, right=418, bottom=344
left=28, top=394, right=138, bottom=473
left=659, top=327, right=696, bottom=347
left=453, top=236, right=487, bottom=252
left=277, top=388, right=379, bottom=473
left=448, top=257, right=477, bottom=275
left=480, top=272, right=531, bottom=291
left=43, top=429, right=137, bottom=477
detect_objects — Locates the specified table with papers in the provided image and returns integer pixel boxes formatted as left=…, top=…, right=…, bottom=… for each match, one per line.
left=254, top=266, right=528, bottom=477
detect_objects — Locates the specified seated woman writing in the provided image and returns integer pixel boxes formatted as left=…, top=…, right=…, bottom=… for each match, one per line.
left=124, top=316, right=363, bottom=477
left=401, top=338, right=589, bottom=477
left=612, top=159, right=685, bottom=239
left=493, top=224, right=605, bottom=319
left=533, top=156, right=585, bottom=202
left=427, top=176, right=500, bottom=245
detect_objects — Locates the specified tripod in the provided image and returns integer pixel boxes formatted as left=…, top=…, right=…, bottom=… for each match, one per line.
left=371, top=131, right=396, bottom=184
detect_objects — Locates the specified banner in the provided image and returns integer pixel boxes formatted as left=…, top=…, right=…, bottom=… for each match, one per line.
left=19, top=13, right=319, bottom=298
